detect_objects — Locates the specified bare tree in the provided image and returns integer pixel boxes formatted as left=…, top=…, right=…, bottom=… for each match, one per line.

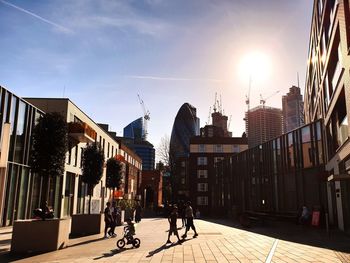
left=157, top=134, right=170, bottom=166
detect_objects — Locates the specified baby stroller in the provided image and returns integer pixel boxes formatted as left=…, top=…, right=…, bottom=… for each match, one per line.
left=116, top=225, right=141, bottom=248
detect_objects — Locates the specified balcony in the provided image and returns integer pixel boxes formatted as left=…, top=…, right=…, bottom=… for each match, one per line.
left=331, top=61, right=342, bottom=92
left=68, top=122, right=97, bottom=143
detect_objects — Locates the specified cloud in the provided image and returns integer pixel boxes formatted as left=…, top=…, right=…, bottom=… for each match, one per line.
left=126, top=75, right=224, bottom=82
left=0, top=0, right=73, bottom=34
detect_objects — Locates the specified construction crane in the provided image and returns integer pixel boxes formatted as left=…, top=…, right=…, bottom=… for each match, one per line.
left=206, top=106, right=211, bottom=125
left=227, top=115, right=232, bottom=131
left=137, top=94, right=150, bottom=140
left=259, top=90, right=280, bottom=107
left=245, top=76, right=252, bottom=112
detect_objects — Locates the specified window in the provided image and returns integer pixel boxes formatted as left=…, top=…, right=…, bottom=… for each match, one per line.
left=232, top=145, right=240, bottom=153
left=197, top=183, right=208, bottom=192
left=181, top=178, right=185, bottom=184
left=208, top=127, right=213, bottom=137
left=197, top=170, right=208, bottom=179
left=197, top=157, right=207, bottom=165
left=214, top=157, right=224, bottom=164
left=301, top=126, right=313, bottom=168
left=197, top=196, right=208, bottom=206
left=199, top=144, right=206, bottom=152
left=214, top=144, right=223, bottom=153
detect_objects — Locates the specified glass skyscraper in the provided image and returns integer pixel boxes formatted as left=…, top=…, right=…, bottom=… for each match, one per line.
left=123, top=117, right=144, bottom=141
left=170, top=103, right=200, bottom=158
left=123, top=118, right=155, bottom=171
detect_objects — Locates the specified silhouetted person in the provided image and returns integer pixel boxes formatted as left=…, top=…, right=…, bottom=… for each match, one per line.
left=135, top=202, right=142, bottom=223
left=104, top=202, right=113, bottom=238
left=33, top=201, right=54, bottom=220
left=182, top=201, right=198, bottom=239
left=166, top=206, right=181, bottom=244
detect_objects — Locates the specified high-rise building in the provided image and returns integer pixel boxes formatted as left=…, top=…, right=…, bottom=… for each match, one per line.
left=170, top=103, right=200, bottom=199
left=305, top=0, right=350, bottom=233
left=170, top=103, right=200, bottom=159
left=122, top=118, right=155, bottom=171
left=282, top=86, right=304, bottom=133
left=245, top=105, right=283, bottom=148
left=123, top=117, right=145, bottom=141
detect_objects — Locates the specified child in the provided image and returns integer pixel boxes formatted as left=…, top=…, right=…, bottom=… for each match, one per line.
left=166, top=205, right=182, bottom=244
left=125, top=218, right=135, bottom=244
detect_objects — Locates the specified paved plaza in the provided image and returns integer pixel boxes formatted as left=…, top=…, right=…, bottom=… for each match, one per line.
left=0, top=218, right=349, bottom=263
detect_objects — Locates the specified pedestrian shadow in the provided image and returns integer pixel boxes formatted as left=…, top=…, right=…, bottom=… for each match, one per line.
left=147, top=239, right=189, bottom=258
left=93, top=247, right=133, bottom=260
left=165, top=227, right=183, bottom=232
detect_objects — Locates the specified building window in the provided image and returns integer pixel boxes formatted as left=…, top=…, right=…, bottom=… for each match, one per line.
left=197, top=183, right=208, bottom=192
left=181, top=161, right=186, bottom=168
left=181, top=178, right=185, bottom=184
left=74, top=145, right=78, bottom=167
left=197, top=196, right=208, bottom=206
left=232, top=145, right=240, bottom=153
left=197, top=157, right=207, bottom=165
left=214, top=157, right=224, bottom=164
left=197, top=169, right=208, bottom=179
left=214, top=144, right=223, bottom=153
left=208, top=127, right=213, bottom=137
left=199, top=144, right=206, bottom=152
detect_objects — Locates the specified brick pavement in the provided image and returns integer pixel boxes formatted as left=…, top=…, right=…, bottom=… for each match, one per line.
left=0, top=218, right=349, bottom=262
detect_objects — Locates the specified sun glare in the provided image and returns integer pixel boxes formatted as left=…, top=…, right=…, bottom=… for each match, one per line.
left=239, top=51, right=271, bottom=82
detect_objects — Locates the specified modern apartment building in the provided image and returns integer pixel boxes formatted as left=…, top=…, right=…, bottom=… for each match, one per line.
left=115, top=139, right=142, bottom=201
left=304, top=0, right=350, bottom=232
left=188, top=124, right=248, bottom=215
left=214, top=120, right=326, bottom=221
left=25, top=98, right=122, bottom=217
left=282, top=86, right=304, bottom=133
left=245, top=105, right=283, bottom=148
left=0, top=86, right=44, bottom=226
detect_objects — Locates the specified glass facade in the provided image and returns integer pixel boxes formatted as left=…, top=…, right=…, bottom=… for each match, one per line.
left=0, top=86, right=55, bottom=226
left=170, top=103, right=200, bottom=158
left=123, top=117, right=144, bottom=141
left=213, top=120, right=327, bottom=219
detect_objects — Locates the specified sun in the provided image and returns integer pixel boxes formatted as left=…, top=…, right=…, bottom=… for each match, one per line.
left=239, top=51, right=271, bottom=82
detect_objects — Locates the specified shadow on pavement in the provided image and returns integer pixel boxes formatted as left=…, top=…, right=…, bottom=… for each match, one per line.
left=68, top=237, right=105, bottom=248
left=204, top=218, right=350, bottom=254
left=93, top=247, right=134, bottom=260
left=147, top=239, right=188, bottom=257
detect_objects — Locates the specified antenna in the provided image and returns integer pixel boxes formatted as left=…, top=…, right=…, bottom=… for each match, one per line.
left=228, top=115, right=232, bottom=130
left=220, top=94, right=222, bottom=114
left=213, top=92, right=217, bottom=112
left=297, top=72, right=300, bottom=88
left=63, top=85, right=66, bottom=98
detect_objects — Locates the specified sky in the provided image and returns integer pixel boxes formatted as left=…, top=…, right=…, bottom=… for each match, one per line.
left=0, top=0, right=313, bottom=155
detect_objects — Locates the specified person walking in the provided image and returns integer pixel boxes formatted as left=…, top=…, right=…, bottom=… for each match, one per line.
left=104, top=202, right=113, bottom=239
left=135, top=202, right=142, bottom=223
left=182, top=201, right=198, bottom=239
left=166, top=205, right=182, bottom=244
left=108, top=201, right=118, bottom=237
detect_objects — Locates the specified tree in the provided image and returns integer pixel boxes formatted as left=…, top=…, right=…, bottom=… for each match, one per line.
left=81, top=142, right=105, bottom=214
left=157, top=135, right=170, bottom=166
left=106, top=158, right=122, bottom=200
left=30, top=112, right=68, bottom=213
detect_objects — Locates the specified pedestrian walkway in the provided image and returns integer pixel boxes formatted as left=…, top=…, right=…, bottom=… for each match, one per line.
left=0, top=218, right=349, bottom=262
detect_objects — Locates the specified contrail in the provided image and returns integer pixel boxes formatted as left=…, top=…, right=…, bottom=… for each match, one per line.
left=126, top=75, right=224, bottom=82
left=0, top=0, right=73, bottom=34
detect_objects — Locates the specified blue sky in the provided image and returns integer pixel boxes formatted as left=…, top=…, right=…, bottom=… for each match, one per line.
left=0, top=0, right=313, bottom=153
